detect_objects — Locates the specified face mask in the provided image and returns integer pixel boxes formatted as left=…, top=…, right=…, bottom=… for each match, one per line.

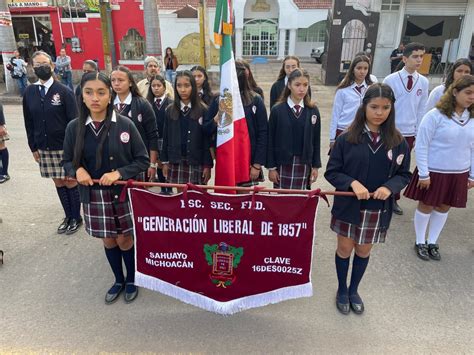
left=34, top=65, right=52, bottom=81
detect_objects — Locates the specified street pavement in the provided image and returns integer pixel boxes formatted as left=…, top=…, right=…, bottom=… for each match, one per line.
left=0, top=66, right=473, bottom=353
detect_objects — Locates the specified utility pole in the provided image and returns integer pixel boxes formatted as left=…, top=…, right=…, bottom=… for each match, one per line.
left=99, top=0, right=114, bottom=73
left=143, top=0, right=163, bottom=61
left=0, top=0, right=19, bottom=94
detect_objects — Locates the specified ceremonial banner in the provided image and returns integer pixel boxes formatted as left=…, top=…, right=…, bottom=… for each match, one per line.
left=130, top=187, right=320, bottom=315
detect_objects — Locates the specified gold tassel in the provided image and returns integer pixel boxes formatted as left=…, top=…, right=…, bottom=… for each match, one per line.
left=223, top=22, right=233, bottom=35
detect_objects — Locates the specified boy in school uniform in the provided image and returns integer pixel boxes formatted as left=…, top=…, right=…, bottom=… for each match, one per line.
left=383, top=42, right=429, bottom=215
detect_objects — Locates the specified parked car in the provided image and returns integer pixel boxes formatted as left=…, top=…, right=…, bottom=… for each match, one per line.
left=311, top=46, right=325, bottom=63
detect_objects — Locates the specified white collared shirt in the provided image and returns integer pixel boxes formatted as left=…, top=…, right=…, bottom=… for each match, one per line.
left=113, top=92, right=132, bottom=106
left=329, top=80, right=369, bottom=141
left=398, top=67, right=419, bottom=86
left=287, top=97, right=304, bottom=111
left=284, top=76, right=288, bottom=86
left=35, top=76, right=54, bottom=95
left=85, top=111, right=117, bottom=125
left=154, top=94, right=166, bottom=103
left=180, top=101, right=192, bottom=112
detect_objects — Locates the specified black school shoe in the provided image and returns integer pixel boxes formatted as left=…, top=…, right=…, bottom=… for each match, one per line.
left=105, top=283, right=124, bottom=304
left=393, top=200, right=403, bottom=215
left=428, top=244, right=441, bottom=260
left=336, top=292, right=350, bottom=315
left=66, top=217, right=83, bottom=235
left=124, top=283, right=139, bottom=303
left=0, top=175, right=10, bottom=183
left=57, top=218, right=70, bottom=234
left=349, top=293, right=365, bottom=314
left=415, top=243, right=430, bottom=261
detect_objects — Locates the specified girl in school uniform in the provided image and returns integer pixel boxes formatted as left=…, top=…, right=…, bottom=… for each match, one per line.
left=63, top=72, right=149, bottom=304
left=325, top=83, right=411, bottom=315
left=329, top=55, right=374, bottom=150
left=405, top=75, right=474, bottom=261
left=425, top=58, right=472, bottom=111
left=270, top=56, right=312, bottom=109
left=23, top=51, right=82, bottom=235
left=146, top=74, right=172, bottom=194
left=190, top=66, right=215, bottom=106
left=161, top=71, right=212, bottom=187
left=242, top=60, right=265, bottom=99
left=204, top=60, right=268, bottom=187
left=267, top=68, right=321, bottom=190
left=111, top=65, right=159, bottom=181
left=0, top=104, right=10, bottom=183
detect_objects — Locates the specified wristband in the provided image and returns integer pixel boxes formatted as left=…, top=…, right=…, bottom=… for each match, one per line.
left=149, top=162, right=158, bottom=169
left=251, top=164, right=261, bottom=171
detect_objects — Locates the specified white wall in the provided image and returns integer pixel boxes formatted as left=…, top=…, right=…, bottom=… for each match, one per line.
left=295, top=41, right=324, bottom=57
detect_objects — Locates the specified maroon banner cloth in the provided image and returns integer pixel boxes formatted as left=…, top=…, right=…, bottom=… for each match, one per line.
left=129, top=187, right=319, bottom=314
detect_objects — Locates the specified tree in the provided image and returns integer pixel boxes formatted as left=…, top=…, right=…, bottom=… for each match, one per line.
left=0, top=0, right=19, bottom=94
left=143, top=0, right=163, bottom=61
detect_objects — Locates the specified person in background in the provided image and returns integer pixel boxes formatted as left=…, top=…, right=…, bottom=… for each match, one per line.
left=383, top=42, right=429, bottom=215
left=7, top=50, right=28, bottom=96
left=190, top=66, right=215, bottom=106
left=55, top=48, right=74, bottom=91
left=267, top=68, right=321, bottom=190
left=242, top=61, right=264, bottom=99
left=390, top=43, right=405, bottom=73
left=164, top=47, right=178, bottom=84
left=23, top=51, right=81, bottom=235
left=404, top=75, right=474, bottom=261
left=330, top=55, right=374, bottom=150
left=137, top=56, right=174, bottom=99
left=270, top=56, right=314, bottom=108
left=111, top=65, right=159, bottom=182
left=425, top=58, right=472, bottom=112
left=75, top=59, right=99, bottom=100
left=0, top=104, right=10, bottom=183
left=325, top=83, right=411, bottom=315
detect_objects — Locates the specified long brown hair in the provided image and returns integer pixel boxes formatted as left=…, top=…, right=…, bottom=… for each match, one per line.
left=111, top=65, right=142, bottom=98
left=235, top=60, right=256, bottom=106
left=436, top=75, right=474, bottom=118
left=277, top=68, right=315, bottom=109
left=337, top=55, right=373, bottom=90
left=346, top=83, right=403, bottom=150
left=276, top=55, right=301, bottom=81
left=443, top=58, right=472, bottom=93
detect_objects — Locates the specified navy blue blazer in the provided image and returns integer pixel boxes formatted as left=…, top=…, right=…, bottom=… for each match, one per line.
left=325, top=133, right=412, bottom=229
left=267, top=102, right=321, bottom=169
left=23, top=80, right=77, bottom=151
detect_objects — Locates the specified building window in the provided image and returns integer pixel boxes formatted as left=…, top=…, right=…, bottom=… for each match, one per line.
left=243, top=19, right=278, bottom=56
left=297, top=20, right=327, bottom=43
left=119, top=28, right=145, bottom=61
left=381, top=0, right=400, bottom=11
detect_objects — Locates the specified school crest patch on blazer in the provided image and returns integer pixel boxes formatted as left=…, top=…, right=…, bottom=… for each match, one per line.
left=51, top=93, right=62, bottom=106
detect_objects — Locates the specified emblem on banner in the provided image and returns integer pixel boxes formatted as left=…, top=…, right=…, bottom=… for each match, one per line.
left=204, top=242, right=243, bottom=288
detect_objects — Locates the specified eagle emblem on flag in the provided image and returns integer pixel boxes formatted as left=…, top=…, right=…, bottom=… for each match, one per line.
left=217, top=89, right=234, bottom=128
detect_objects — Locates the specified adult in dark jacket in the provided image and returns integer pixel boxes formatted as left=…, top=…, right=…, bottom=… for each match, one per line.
left=23, top=51, right=82, bottom=235
left=111, top=65, right=159, bottom=181
left=63, top=72, right=149, bottom=304
left=267, top=68, right=321, bottom=190
left=325, top=83, right=411, bottom=315
left=204, top=60, right=268, bottom=187
left=270, top=55, right=312, bottom=109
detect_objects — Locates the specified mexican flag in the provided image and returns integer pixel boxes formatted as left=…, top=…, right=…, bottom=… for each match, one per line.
left=213, top=0, right=251, bottom=189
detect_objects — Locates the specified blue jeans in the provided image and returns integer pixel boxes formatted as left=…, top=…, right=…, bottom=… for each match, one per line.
left=16, top=76, right=28, bottom=96
left=60, top=71, right=74, bottom=91
left=165, top=69, right=175, bottom=84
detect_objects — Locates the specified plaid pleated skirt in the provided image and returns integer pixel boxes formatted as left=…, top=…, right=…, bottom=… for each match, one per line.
left=168, top=160, right=204, bottom=185
left=274, top=156, right=309, bottom=190
left=83, top=189, right=134, bottom=238
left=331, top=209, right=387, bottom=244
left=38, top=149, right=65, bottom=179
left=404, top=168, right=469, bottom=208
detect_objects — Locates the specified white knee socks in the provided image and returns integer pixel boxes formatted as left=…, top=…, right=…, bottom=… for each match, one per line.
left=414, top=209, right=431, bottom=245
left=427, top=210, right=449, bottom=244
